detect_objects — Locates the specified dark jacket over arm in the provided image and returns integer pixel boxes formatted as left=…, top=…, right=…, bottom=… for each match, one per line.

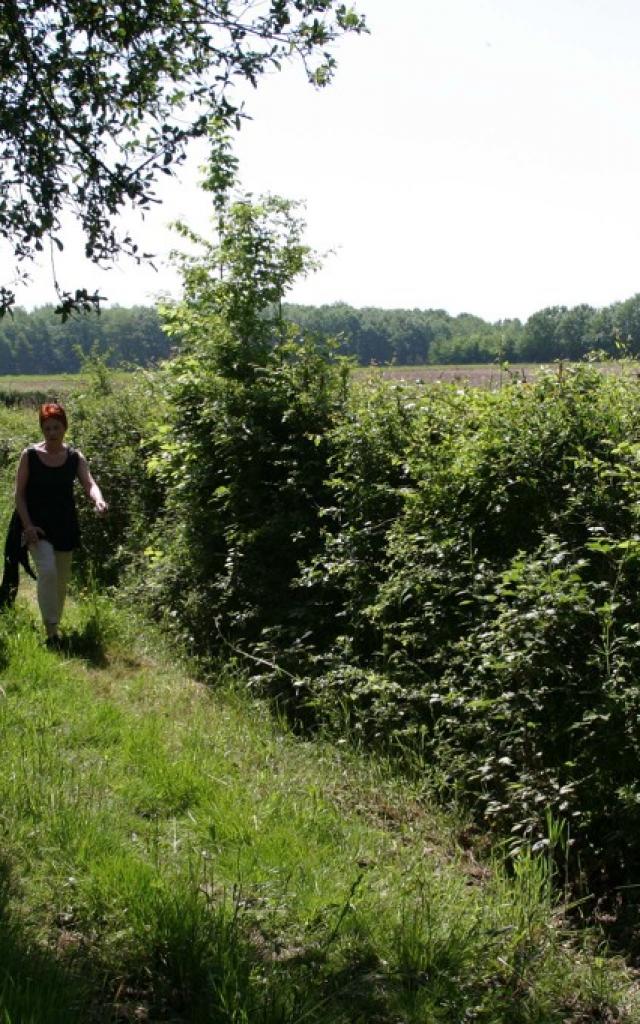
left=0, top=510, right=36, bottom=608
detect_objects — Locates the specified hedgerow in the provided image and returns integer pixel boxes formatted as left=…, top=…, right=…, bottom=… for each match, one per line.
left=142, top=278, right=640, bottom=889
left=75, top=142, right=640, bottom=895
left=296, top=365, right=640, bottom=887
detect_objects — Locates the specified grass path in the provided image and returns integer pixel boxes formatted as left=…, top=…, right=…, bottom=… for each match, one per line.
left=0, top=594, right=638, bottom=1023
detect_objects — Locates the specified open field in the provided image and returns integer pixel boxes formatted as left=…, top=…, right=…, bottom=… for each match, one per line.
left=355, top=360, right=638, bottom=388
left=1, top=361, right=637, bottom=406
left=0, top=376, right=79, bottom=408
left=0, top=373, right=86, bottom=390
left=0, top=371, right=134, bottom=405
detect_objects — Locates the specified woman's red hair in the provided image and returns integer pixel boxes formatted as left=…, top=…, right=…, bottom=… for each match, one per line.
left=39, top=403, right=68, bottom=429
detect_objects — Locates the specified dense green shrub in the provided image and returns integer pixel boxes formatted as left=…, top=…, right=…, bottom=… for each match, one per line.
left=141, top=151, right=351, bottom=659
left=291, top=365, right=640, bottom=884
left=294, top=378, right=421, bottom=669
left=138, top=211, right=640, bottom=885
left=432, top=534, right=640, bottom=878
left=0, top=407, right=39, bottom=573
left=146, top=324, right=349, bottom=657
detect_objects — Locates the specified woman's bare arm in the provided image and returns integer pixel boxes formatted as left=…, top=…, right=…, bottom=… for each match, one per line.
left=77, top=452, right=108, bottom=513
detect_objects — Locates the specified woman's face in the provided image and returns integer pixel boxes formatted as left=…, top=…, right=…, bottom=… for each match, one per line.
left=41, top=417, right=66, bottom=446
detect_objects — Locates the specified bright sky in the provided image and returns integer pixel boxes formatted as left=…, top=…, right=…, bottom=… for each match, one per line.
left=8, top=0, right=640, bottom=322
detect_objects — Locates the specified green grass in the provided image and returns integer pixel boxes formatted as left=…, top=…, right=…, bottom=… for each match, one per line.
left=0, top=592, right=637, bottom=1023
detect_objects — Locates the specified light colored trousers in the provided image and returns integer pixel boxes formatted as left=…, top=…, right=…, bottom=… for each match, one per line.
left=29, top=540, right=73, bottom=633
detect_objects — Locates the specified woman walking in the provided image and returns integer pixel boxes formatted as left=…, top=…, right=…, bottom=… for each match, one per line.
left=14, top=402, right=107, bottom=645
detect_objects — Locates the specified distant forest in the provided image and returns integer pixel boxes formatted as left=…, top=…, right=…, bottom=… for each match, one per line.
left=2, top=295, right=640, bottom=373
left=0, top=305, right=170, bottom=374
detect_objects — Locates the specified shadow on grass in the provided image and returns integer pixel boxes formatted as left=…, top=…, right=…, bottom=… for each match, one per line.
left=58, top=881, right=396, bottom=1024
left=59, top=626, right=109, bottom=667
left=0, top=857, right=93, bottom=1024
left=0, top=848, right=604, bottom=1024
left=0, top=846, right=390, bottom=1024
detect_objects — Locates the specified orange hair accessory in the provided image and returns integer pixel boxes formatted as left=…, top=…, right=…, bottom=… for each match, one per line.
left=39, top=403, right=68, bottom=429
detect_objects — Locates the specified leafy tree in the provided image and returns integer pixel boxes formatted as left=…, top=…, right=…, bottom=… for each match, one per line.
left=519, top=306, right=566, bottom=362
left=7, top=293, right=640, bottom=375
left=590, top=304, right=617, bottom=354
left=284, top=303, right=452, bottom=365
left=612, top=293, right=640, bottom=354
left=0, top=0, right=365, bottom=316
left=147, top=142, right=349, bottom=658
left=555, top=304, right=596, bottom=360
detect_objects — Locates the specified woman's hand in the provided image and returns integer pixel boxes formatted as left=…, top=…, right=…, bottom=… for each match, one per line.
left=93, top=497, right=108, bottom=515
left=22, top=524, right=45, bottom=546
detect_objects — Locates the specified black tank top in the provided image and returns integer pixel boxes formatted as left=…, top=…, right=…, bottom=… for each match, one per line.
left=25, top=446, right=80, bottom=551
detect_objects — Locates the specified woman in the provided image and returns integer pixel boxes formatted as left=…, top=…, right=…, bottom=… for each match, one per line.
left=14, top=402, right=108, bottom=645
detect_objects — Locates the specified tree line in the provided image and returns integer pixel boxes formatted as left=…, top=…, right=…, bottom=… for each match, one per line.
left=3, top=293, right=640, bottom=374
left=0, top=305, right=172, bottom=374
left=285, top=293, right=640, bottom=364
left=66, top=176, right=640, bottom=896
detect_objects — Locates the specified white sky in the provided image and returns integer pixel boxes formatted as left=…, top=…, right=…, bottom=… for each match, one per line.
left=7, top=0, right=640, bottom=322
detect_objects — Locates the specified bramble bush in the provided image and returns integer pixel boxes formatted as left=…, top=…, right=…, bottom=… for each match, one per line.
left=144, top=321, right=349, bottom=659
left=296, top=365, right=640, bottom=886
